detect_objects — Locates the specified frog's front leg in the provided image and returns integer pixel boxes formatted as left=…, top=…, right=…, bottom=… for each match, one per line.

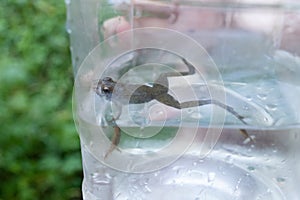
left=104, top=125, right=121, bottom=159
left=104, top=102, right=122, bottom=158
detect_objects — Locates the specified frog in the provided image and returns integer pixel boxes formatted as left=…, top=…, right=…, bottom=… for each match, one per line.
left=95, top=58, right=251, bottom=158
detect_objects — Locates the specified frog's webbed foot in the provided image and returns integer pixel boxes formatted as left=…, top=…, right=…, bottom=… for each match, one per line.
left=104, top=126, right=121, bottom=159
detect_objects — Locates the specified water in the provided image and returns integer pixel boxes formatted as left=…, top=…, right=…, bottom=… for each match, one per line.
left=80, top=128, right=300, bottom=200
left=74, top=50, right=300, bottom=199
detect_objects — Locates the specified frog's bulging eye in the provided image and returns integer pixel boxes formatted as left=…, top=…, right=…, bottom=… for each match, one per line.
left=102, top=86, right=111, bottom=94
left=95, top=77, right=116, bottom=98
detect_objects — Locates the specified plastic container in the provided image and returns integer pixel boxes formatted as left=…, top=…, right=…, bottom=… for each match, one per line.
left=66, top=1, right=300, bottom=199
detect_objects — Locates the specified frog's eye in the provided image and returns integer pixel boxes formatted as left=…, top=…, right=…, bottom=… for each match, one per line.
left=102, top=86, right=111, bottom=94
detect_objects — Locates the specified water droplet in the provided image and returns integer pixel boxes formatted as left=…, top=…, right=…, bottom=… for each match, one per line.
left=187, top=108, right=193, bottom=113
left=245, top=95, right=253, bottom=101
left=263, top=117, right=269, bottom=123
left=176, top=168, right=182, bottom=175
left=65, top=23, right=72, bottom=34
left=243, top=105, right=249, bottom=111
left=89, top=141, right=94, bottom=149
left=157, top=110, right=164, bottom=115
left=143, top=185, right=152, bottom=193
left=256, top=85, right=263, bottom=91
left=66, top=28, right=72, bottom=34
left=257, top=93, right=267, bottom=100
left=266, top=104, right=277, bottom=111
left=172, top=166, right=184, bottom=176
left=207, top=172, right=216, bottom=183
left=225, top=155, right=233, bottom=163
left=105, top=173, right=112, bottom=179
left=276, top=177, right=286, bottom=183
left=191, top=112, right=201, bottom=119
left=281, top=158, right=287, bottom=163
left=247, top=166, right=255, bottom=171
left=91, top=173, right=111, bottom=185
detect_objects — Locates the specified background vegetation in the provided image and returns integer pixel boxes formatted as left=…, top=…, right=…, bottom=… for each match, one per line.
left=0, top=1, right=82, bottom=199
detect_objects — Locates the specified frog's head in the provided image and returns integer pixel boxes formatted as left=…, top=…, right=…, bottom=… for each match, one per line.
left=95, top=77, right=116, bottom=101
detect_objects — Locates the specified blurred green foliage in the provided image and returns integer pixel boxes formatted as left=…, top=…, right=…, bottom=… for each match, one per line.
left=0, top=1, right=82, bottom=199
